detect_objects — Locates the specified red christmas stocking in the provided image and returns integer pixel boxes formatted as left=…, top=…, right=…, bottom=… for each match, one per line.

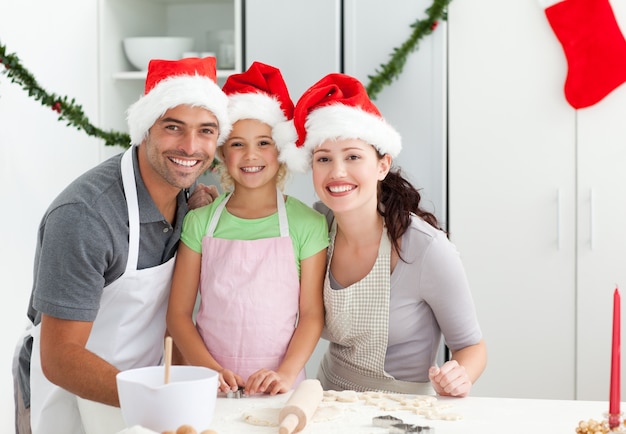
left=542, top=0, right=626, bottom=109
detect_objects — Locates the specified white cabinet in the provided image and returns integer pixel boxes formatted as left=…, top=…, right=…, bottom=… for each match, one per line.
left=448, top=0, right=577, bottom=400
left=97, top=0, right=242, bottom=145
left=576, top=94, right=626, bottom=400
left=449, top=0, right=626, bottom=400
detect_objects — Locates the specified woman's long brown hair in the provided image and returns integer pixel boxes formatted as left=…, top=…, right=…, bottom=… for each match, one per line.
left=378, top=165, right=444, bottom=260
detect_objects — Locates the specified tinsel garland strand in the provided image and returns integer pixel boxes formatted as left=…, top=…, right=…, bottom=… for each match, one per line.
left=0, top=43, right=131, bottom=148
left=366, top=0, right=451, bottom=99
left=0, top=0, right=449, bottom=147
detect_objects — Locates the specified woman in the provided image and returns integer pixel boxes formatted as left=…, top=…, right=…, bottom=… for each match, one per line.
left=284, top=73, right=487, bottom=397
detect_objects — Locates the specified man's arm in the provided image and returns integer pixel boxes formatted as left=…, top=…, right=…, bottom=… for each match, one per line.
left=39, top=314, right=122, bottom=407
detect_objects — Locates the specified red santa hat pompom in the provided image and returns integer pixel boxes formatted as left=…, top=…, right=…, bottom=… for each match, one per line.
left=221, top=61, right=300, bottom=171
left=126, top=56, right=230, bottom=146
left=288, top=73, right=402, bottom=171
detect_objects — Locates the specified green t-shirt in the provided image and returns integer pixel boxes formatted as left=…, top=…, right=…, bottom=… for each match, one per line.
left=181, top=193, right=329, bottom=276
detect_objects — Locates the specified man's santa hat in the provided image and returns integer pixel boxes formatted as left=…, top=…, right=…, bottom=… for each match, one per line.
left=127, top=56, right=230, bottom=146
left=285, top=73, right=402, bottom=172
left=221, top=61, right=299, bottom=171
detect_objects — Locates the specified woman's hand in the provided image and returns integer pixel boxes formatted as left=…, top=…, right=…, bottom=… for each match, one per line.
left=428, top=360, right=472, bottom=397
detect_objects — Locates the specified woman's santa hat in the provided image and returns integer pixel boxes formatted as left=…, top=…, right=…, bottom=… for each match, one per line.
left=221, top=61, right=299, bottom=171
left=285, top=73, right=402, bottom=172
left=127, top=56, right=230, bottom=146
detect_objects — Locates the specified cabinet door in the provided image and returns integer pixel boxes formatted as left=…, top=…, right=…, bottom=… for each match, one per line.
left=576, top=85, right=626, bottom=400
left=244, top=0, right=341, bottom=99
left=448, top=0, right=577, bottom=399
left=343, top=0, right=447, bottom=223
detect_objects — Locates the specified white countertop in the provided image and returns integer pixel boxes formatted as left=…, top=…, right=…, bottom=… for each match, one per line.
left=208, top=392, right=615, bottom=434
left=105, top=391, right=618, bottom=434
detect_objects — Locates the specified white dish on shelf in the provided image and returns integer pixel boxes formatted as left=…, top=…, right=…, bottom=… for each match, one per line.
left=122, top=36, right=194, bottom=71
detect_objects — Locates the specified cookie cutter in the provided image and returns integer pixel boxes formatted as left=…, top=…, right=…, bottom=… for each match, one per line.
left=373, top=415, right=404, bottom=428
left=226, top=385, right=245, bottom=399
left=389, top=423, right=435, bottom=433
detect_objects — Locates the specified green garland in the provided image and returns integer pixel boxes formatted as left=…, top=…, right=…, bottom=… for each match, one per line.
left=0, top=44, right=131, bottom=149
left=367, top=0, right=451, bottom=100
left=0, top=0, right=449, bottom=147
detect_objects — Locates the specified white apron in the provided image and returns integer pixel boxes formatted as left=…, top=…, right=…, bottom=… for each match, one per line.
left=195, top=190, right=305, bottom=385
left=318, top=223, right=434, bottom=395
left=29, top=147, right=176, bottom=433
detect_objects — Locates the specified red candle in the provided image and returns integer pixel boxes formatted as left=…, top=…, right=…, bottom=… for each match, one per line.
left=609, top=287, right=621, bottom=428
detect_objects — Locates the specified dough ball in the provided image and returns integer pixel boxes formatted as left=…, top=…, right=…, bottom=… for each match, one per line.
left=175, top=425, right=197, bottom=434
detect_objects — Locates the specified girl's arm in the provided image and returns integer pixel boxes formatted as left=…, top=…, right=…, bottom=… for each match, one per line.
left=246, top=248, right=327, bottom=395
left=166, top=243, right=242, bottom=391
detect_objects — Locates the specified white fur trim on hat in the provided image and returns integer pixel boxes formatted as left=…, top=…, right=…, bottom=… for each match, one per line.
left=227, top=92, right=287, bottom=128
left=126, top=74, right=231, bottom=146
left=301, top=104, right=402, bottom=159
left=274, top=120, right=308, bottom=173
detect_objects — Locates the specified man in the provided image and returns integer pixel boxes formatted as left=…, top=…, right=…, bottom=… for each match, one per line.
left=13, top=56, right=230, bottom=434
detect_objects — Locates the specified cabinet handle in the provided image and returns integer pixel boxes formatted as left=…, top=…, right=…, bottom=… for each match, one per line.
left=557, top=188, right=561, bottom=250
left=590, top=189, right=595, bottom=250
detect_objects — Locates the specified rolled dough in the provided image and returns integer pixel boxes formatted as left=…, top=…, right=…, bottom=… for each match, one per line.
left=242, top=405, right=342, bottom=427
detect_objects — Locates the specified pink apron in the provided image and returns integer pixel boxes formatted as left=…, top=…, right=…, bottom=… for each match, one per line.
left=29, top=147, right=175, bottom=433
left=195, top=190, right=305, bottom=385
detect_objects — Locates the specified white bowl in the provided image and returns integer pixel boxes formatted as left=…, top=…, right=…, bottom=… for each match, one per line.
left=116, top=365, right=218, bottom=432
left=123, top=37, right=194, bottom=71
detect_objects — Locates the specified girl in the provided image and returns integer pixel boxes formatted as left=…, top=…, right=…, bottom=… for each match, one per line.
left=286, top=73, right=487, bottom=397
left=167, top=62, right=328, bottom=396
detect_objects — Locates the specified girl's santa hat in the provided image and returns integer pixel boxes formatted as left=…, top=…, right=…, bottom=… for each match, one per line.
left=221, top=61, right=300, bottom=171
left=285, top=73, right=402, bottom=172
left=127, top=56, right=230, bottom=146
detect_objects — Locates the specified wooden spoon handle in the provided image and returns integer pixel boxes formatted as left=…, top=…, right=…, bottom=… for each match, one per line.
left=164, top=336, right=173, bottom=384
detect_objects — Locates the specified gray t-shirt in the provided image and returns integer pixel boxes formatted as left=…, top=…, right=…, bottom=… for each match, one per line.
left=18, top=148, right=189, bottom=406
left=317, top=203, right=482, bottom=383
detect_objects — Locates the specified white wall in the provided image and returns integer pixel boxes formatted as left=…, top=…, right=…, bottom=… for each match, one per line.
left=1, top=1, right=103, bottom=431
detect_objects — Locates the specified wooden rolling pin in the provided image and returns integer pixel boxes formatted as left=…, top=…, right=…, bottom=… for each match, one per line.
left=278, top=379, right=323, bottom=434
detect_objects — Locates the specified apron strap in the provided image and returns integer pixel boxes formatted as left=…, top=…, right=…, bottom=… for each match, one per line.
left=206, top=188, right=289, bottom=237
left=121, top=147, right=140, bottom=273
left=276, top=188, right=289, bottom=238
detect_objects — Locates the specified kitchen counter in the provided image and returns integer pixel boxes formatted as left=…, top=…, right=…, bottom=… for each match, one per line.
left=207, top=392, right=614, bottom=434
left=99, top=390, right=618, bottom=434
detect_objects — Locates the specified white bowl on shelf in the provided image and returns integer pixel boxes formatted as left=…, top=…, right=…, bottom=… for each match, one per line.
left=123, top=37, right=194, bottom=71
